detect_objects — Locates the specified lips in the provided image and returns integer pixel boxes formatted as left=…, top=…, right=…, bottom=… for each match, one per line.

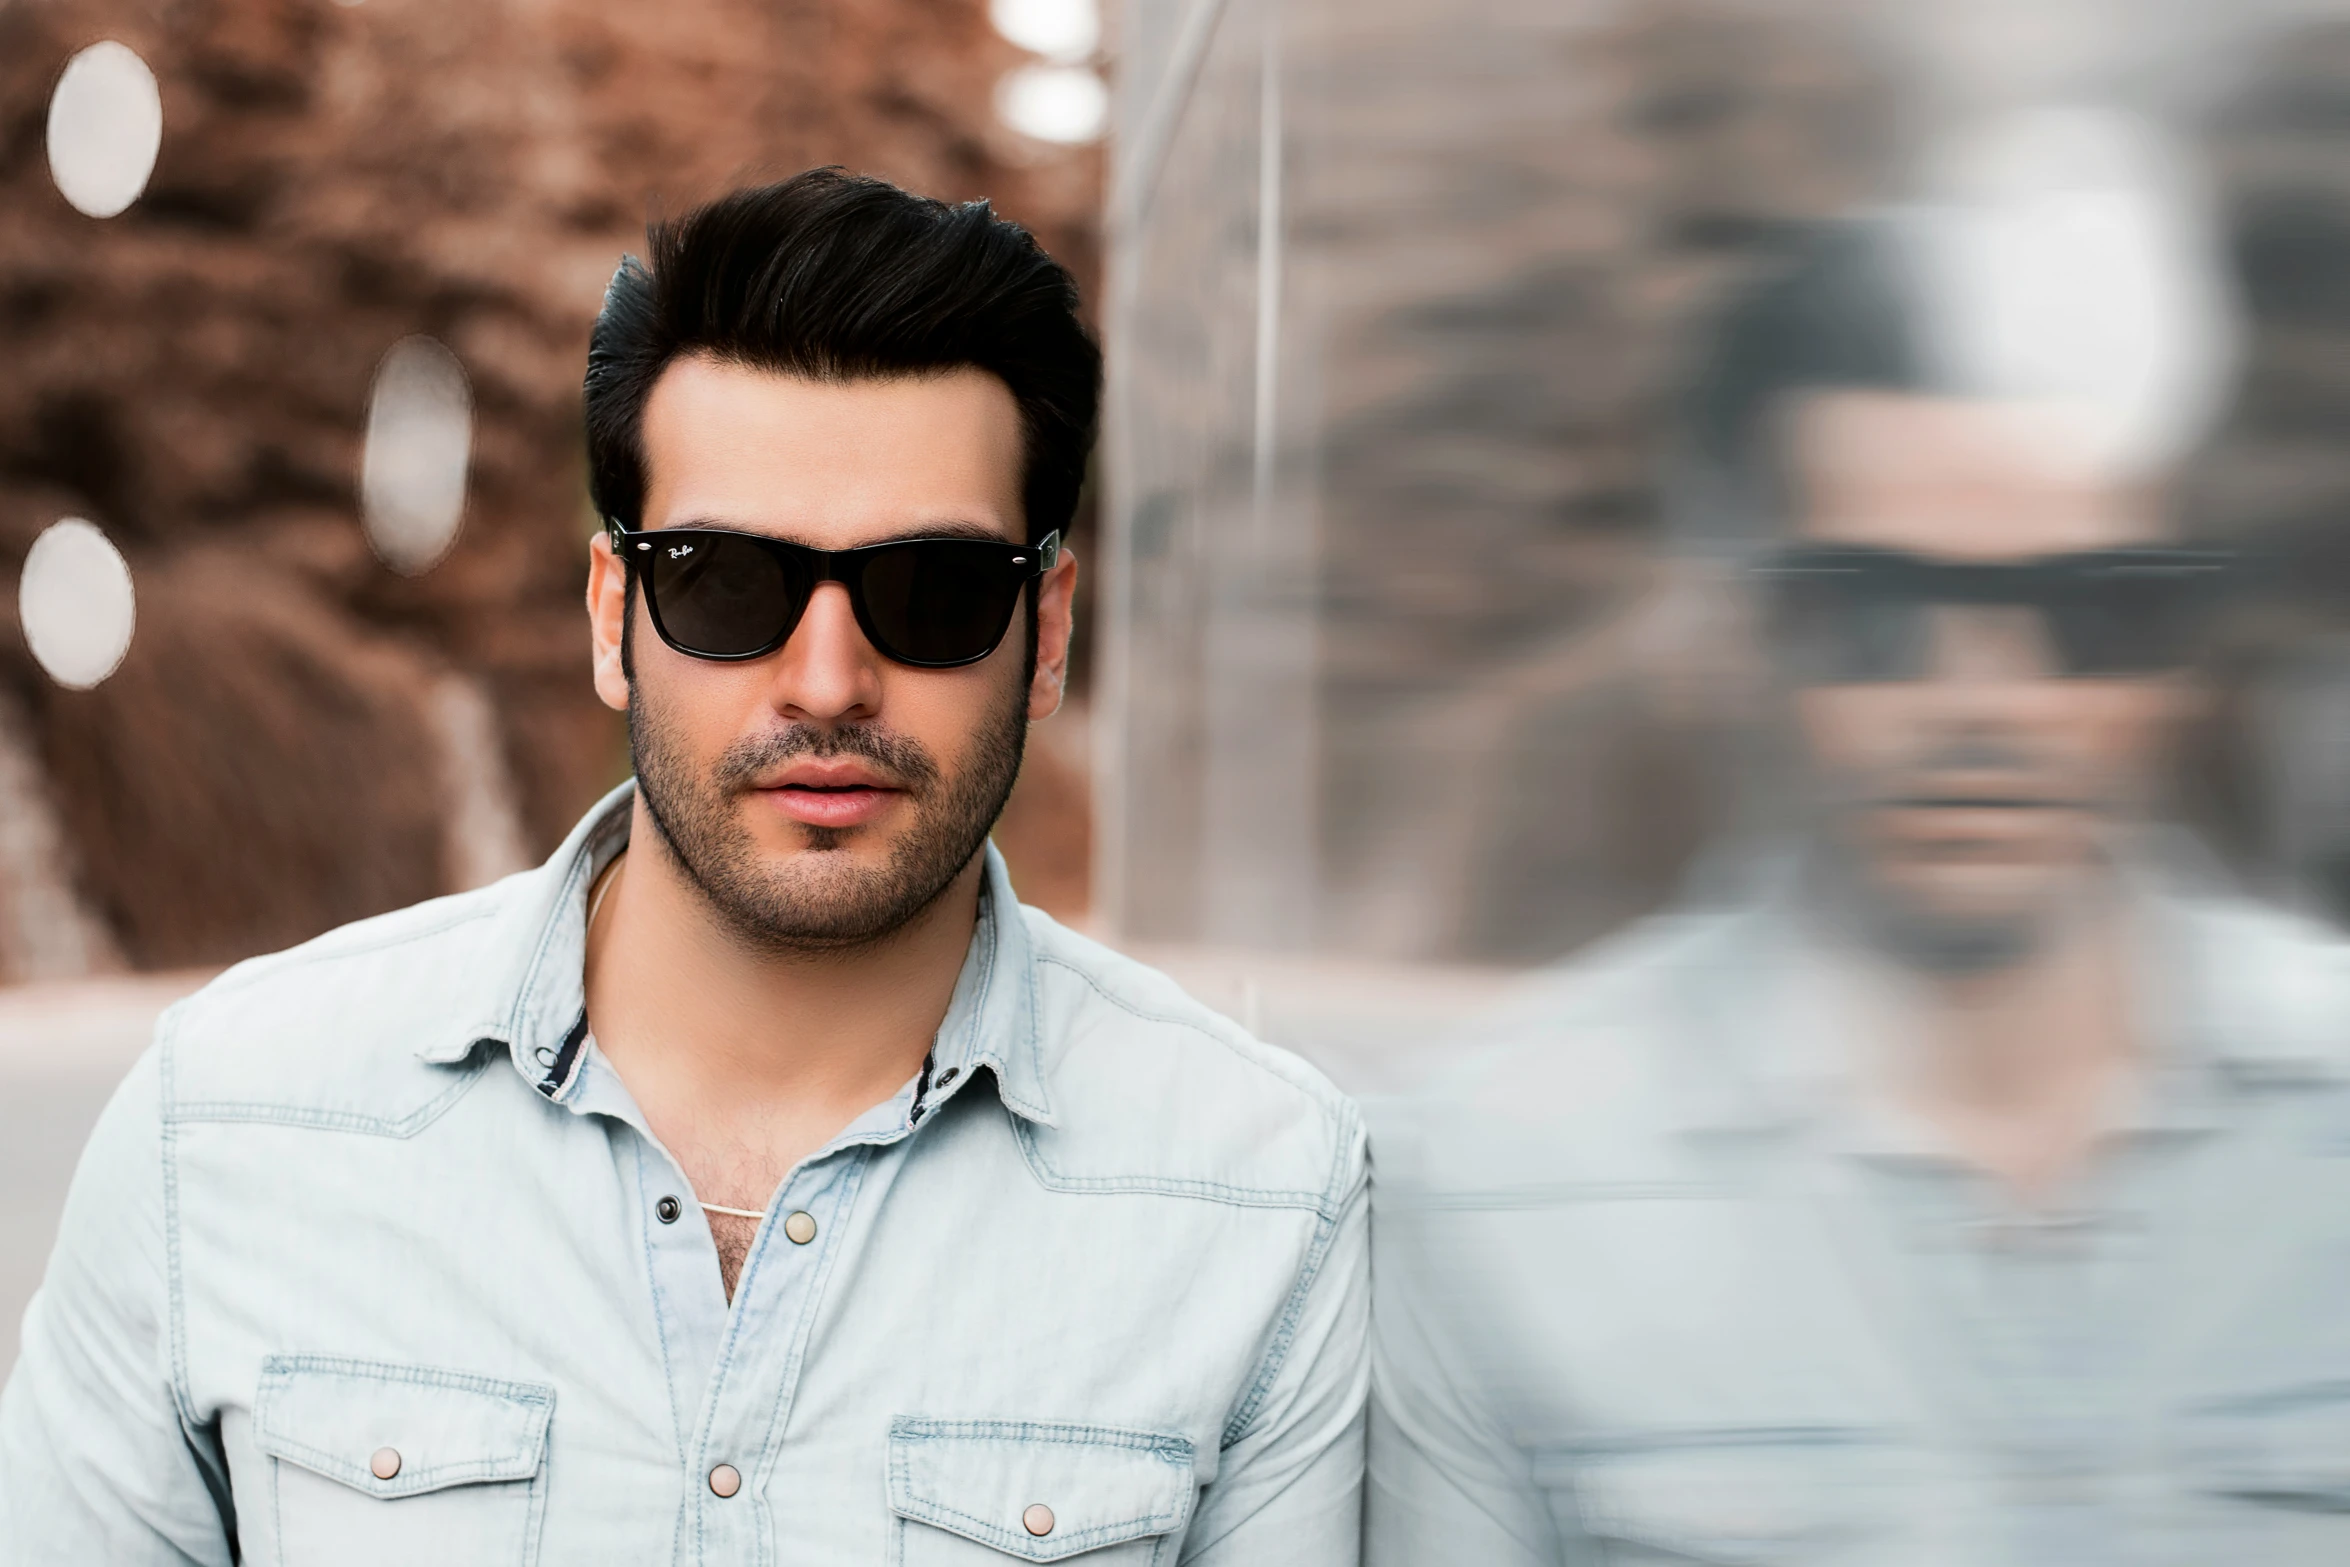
left=755, top=760, right=903, bottom=830
left=1870, top=795, right=2079, bottom=866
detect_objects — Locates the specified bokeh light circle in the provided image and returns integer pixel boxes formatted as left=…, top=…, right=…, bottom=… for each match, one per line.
left=20, top=519, right=136, bottom=690
left=996, top=64, right=1108, bottom=145
left=990, top=0, right=1100, bottom=63
left=360, top=336, right=475, bottom=576
left=46, top=41, right=163, bottom=220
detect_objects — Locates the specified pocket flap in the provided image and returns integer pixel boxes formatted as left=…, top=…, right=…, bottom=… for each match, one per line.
left=255, top=1355, right=554, bottom=1499
left=887, top=1417, right=1196, bottom=1561
left=1555, top=1434, right=1890, bottom=1566
left=2187, top=1385, right=2350, bottom=1504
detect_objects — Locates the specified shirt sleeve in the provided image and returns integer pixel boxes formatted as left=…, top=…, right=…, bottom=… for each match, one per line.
left=1179, top=1112, right=1371, bottom=1567
left=0, top=1036, right=236, bottom=1566
left=1362, top=1102, right=1561, bottom=1567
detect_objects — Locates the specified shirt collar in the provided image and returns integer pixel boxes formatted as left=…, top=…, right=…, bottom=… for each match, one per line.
left=1663, top=835, right=2350, bottom=1141
left=924, top=842, right=1057, bottom=1125
left=418, top=780, right=1057, bottom=1126
left=409, top=778, right=629, bottom=1079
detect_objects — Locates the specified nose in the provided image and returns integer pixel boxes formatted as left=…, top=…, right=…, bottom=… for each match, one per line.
left=1928, top=605, right=2059, bottom=685
left=1908, top=606, right=2074, bottom=764
left=766, top=580, right=884, bottom=723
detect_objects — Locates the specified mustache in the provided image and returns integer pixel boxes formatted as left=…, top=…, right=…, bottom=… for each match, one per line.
left=1908, top=738, right=2042, bottom=775
left=1877, top=795, right=2087, bottom=811
left=1844, top=741, right=2094, bottom=812
left=1872, top=739, right=2080, bottom=808
left=713, top=723, right=941, bottom=793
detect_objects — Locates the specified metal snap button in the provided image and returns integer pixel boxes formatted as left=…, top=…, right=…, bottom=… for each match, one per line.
left=370, top=1446, right=402, bottom=1481
left=708, top=1462, right=742, bottom=1498
left=1023, top=1503, right=1055, bottom=1536
left=782, top=1210, right=817, bottom=1245
left=936, top=1066, right=959, bottom=1085
left=656, top=1195, right=682, bottom=1224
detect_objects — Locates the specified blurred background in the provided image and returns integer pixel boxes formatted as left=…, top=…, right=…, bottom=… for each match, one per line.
left=1109, top=0, right=2350, bottom=1073
left=13, top=0, right=2350, bottom=1368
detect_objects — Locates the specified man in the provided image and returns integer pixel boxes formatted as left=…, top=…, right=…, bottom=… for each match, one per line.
left=1, top=171, right=1367, bottom=1565
left=1367, top=212, right=2350, bottom=1562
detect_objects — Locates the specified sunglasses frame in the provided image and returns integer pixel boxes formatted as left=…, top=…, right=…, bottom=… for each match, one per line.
left=606, top=518, right=1060, bottom=669
left=1754, top=544, right=2232, bottom=682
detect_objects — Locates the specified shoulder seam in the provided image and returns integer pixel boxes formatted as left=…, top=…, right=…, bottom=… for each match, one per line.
left=1221, top=1132, right=1361, bottom=1448
left=1015, top=953, right=1359, bottom=1216
left=194, top=901, right=501, bottom=1006
left=1034, top=952, right=1241, bottom=1046
left=1033, top=951, right=1350, bottom=1120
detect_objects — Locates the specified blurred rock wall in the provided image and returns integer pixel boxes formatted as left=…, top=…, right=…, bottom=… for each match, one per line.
left=1300, top=0, right=1895, bottom=960
left=1106, top=0, right=2350, bottom=963
left=0, top=0, right=1100, bottom=974
left=1106, top=0, right=1898, bottom=962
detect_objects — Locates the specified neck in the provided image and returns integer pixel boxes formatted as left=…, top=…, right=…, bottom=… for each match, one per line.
left=1908, top=904, right=2130, bottom=1103
left=1832, top=877, right=2143, bottom=1200
left=584, top=793, right=982, bottom=1122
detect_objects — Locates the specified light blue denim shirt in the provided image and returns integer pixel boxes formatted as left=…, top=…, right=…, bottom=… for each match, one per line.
left=1369, top=867, right=2350, bottom=1566
left=1, top=783, right=1367, bottom=1566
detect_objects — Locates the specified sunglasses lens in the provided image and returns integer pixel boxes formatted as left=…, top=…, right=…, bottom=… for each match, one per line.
left=1768, top=553, right=2222, bottom=682
left=2046, top=571, right=2210, bottom=675
left=1772, top=574, right=1928, bottom=683
left=855, top=541, right=1025, bottom=666
left=647, top=532, right=810, bottom=657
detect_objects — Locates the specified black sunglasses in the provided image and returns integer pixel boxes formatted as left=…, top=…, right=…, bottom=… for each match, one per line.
left=607, top=520, right=1059, bottom=668
left=1757, top=545, right=2230, bottom=683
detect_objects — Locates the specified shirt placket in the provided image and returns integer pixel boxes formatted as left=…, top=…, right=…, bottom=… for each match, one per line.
left=685, top=1143, right=877, bottom=1564
left=515, top=844, right=1012, bottom=1563
left=571, top=1038, right=964, bottom=1566
left=1853, top=1147, right=2164, bottom=1565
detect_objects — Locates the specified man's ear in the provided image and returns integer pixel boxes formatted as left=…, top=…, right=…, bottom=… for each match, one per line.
left=587, top=530, right=631, bottom=713
left=1028, top=547, right=1079, bottom=721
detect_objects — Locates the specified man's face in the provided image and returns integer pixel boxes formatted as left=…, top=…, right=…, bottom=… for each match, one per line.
left=1779, top=391, right=2197, bottom=965
left=586, top=358, right=1078, bottom=950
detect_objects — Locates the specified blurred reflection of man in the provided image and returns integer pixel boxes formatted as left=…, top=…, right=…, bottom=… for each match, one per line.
left=2, top=171, right=1366, bottom=1565
left=1368, top=216, right=2350, bottom=1563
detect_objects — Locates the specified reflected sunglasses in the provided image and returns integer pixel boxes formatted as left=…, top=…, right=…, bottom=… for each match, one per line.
left=606, top=519, right=1059, bottom=668
left=1756, top=545, right=2231, bottom=684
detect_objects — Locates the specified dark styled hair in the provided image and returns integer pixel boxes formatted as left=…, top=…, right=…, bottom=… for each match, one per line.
left=1674, top=218, right=1930, bottom=546
left=584, top=168, right=1100, bottom=546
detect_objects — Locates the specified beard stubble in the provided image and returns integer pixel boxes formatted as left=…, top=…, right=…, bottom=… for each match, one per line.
left=630, top=678, right=1028, bottom=954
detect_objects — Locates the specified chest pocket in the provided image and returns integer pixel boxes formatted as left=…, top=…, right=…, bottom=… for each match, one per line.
left=2174, top=1384, right=2350, bottom=1556
left=1544, top=1432, right=1900, bottom=1566
left=2186, top=1385, right=2350, bottom=1507
left=253, top=1355, right=554, bottom=1567
left=887, top=1417, right=1196, bottom=1565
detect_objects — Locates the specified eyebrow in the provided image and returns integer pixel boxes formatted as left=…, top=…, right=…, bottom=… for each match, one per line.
left=662, top=517, right=1013, bottom=547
